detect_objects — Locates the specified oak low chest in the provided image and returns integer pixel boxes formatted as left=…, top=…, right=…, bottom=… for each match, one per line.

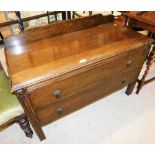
left=4, top=14, right=152, bottom=140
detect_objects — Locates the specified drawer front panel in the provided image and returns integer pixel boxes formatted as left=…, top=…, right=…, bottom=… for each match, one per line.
left=29, top=47, right=146, bottom=111
left=36, top=67, right=141, bottom=126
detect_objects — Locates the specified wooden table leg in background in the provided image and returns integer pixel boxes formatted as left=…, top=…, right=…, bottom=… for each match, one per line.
left=0, top=32, right=4, bottom=45
left=126, top=81, right=137, bottom=95
left=136, top=43, right=155, bottom=94
left=67, top=11, right=71, bottom=20
left=62, top=11, right=67, bottom=20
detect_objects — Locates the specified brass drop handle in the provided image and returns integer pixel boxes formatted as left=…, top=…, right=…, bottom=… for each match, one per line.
left=127, top=60, right=133, bottom=68
left=53, top=89, right=62, bottom=99
left=56, top=107, right=64, bottom=115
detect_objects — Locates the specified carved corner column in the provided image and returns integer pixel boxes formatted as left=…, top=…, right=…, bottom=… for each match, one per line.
left=15, top=88, right=46, bottom=141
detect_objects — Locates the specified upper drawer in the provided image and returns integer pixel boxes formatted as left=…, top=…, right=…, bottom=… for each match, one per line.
left=28, top=46, right=147, bottom=110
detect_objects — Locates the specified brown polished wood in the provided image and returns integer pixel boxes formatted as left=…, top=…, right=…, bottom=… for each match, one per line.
left=4, top=14, right=152, bottom=141
left=5, top=14, right=114, bottom=48
left=123, top=11, right=155, bottom=94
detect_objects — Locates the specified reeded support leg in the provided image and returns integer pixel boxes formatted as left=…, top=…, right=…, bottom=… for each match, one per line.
left=18, top=116, right=33, bottom=138
left=126, top=81, right=137, bottom=95
left=136, top=43, right=155, bottom=94
left=16, top=88, right=46, bottom=141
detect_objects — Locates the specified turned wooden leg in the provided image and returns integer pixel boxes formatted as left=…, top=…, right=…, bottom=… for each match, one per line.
left=18, top=116, right=33, bottom=138
left=124, top=15, right=128, bottom=26
left=0, top=32, right=4, bottom=45
left=136, top=43, right=155, bottom=94
left=126, top=81, right=137, bottom=95
left=15, top=11, right=24, bottom=32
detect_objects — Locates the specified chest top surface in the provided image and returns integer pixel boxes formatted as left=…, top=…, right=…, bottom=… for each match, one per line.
left=4, top=18, right=152, bottom=91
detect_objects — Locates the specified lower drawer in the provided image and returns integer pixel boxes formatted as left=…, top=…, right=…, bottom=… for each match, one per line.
left=36, top=67, right=140, bottom=126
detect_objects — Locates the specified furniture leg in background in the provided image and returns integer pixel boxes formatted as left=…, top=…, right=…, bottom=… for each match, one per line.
left=136, top=43, right=155, bottom=94
left=122, top=12, right=155, bottom=94
left=62, top=11, right=67, bottom=20
left=67, top=11, right=71, bottom=20
left=126, top=46, right=150, bottom=96
left=0, top=32, right=4, bottom=45
left=126, top=81, right=138, bottom=95
left=18, top=115, right=33, bottom=138
left=89, top=11, right=93, bottom=16
left=47, top=11, right=59, bottom=23
left=15, top=11, right=24, bottom=32
left=0, top=114, right=33, bottom=138
left=61, top=11, right=71, bottom=20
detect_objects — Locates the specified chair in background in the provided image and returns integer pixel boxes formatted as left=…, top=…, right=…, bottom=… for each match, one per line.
left=47, top=11, right=58, bottom=23
left=0, top=62, right=33, bottom=138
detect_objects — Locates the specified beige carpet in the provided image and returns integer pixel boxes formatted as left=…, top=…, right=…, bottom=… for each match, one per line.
left=0, top=43, right=155, bottom=143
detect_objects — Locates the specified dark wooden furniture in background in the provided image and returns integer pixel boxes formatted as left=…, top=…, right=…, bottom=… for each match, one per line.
left=0, top=114, right=33, bottom=138
left=47, top=11, right=58, bottom=23
left=67, top=11, right=71, bottom=20
left=0, top=32, right=4, bottom=45
left=0, top=11, right=69, bottom=28
left=15, top=11, right=25, bottom=32
left=0, top=62, right=33, bottom=138
left=123, top=11, right=155, bottom=94
left=4, top=14, right=152, bottom=141
left=14, top=11, right=69, bottom=32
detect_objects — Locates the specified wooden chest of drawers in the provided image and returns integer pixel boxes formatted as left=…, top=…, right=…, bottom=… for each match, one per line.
left=4, top=14, right=152, bottom=140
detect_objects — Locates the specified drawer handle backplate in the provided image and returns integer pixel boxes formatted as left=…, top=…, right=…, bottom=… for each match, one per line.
left=127, top=60, right=133, bottom=68
left=53, top=89, right=62, bottom=99
left=56, top=107, right=64, bottom=115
